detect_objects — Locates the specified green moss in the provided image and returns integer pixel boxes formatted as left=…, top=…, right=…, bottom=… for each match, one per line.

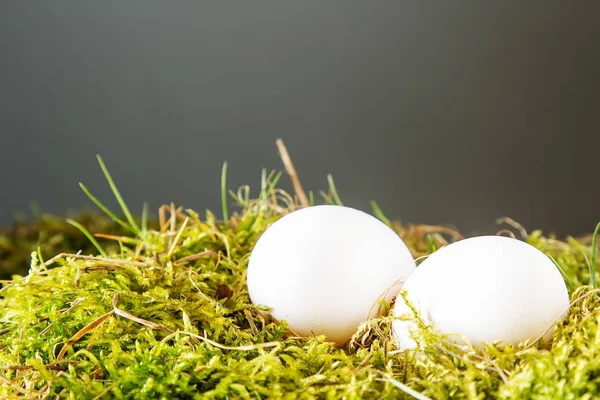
left=0, top=210, right=128, bottom=280
left=1, top=159, right=599, bottom=399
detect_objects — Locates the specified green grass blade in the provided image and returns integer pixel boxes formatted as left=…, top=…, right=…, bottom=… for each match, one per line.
left=386, top=378, right=432, bottom=400
left=591, top=221, right=600, bottom=287
left=79, top=182, right=135, bottom=234
left=221, top=162, right=229, bottom=222
left=319, top=190, right=334, bottom=205
left=141, top=202, right=149, bottom=235
left=547, top=253, right=575, bottom=292
left=308, top=190, right=315, bottom=206
left=244, top=185, right=251, bottom=210
left=36, top=246, right=46, bottom=265
left=66, top=219, right=108, bottom=257
left=36, top=247, right=49, bottom=274
left=96, top=155, right=140, bottom=235
left=260, top=168, right=268, bottom=202
left=426, top=234, right=436, bottom=254
left=119, top=240, right=126, bottom=258
left=327, top=174, right=343, bottom=206
left=269, top=171, right=284, bottom=192
left=229, top=189, right=243, bottom=205
left=370, top=201, right=391, bottom=227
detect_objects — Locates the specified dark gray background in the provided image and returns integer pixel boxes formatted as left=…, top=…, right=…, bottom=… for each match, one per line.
left=1, top=2, right=599, bottom=236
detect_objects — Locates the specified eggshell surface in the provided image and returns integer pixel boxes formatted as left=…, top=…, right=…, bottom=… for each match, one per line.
left=393, top=235, right=570, bottom=349
left=247, top=205, right=416, bottom=345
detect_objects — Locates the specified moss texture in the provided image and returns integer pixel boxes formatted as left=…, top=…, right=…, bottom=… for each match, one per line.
left=1, top=158, right=598, bottom=399
left=0, top=210, right=130, bottom=280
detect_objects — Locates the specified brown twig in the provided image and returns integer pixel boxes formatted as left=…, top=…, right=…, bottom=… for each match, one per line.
left=0, top=360, right=75, bottom=371
left=180, top=330, right=280, bottom=352
left=495, top=229, right=516, bottom=239
left=159, top=204, right=167, bottom=233
left=112, top=293, right=173, bottom=335
left=413, top=225, right=464, bottom=241
left=276, top=139, right=309, bottom=207
left=496, top=217, right=528, bottom=239
left=354, top=353, right=373, bottom=371
left=56, top=310, right=114, bottom=361
left=169, top=204, right=195, bottom=222
left=175, top=250, right=219, bottom=265
left=93, top=233, right=139, bottom=244
left=42, top=253, right=149, bottom=269
left=0, top=374, right=29, bottom=395
left=244, top=310, right=259, bottom=335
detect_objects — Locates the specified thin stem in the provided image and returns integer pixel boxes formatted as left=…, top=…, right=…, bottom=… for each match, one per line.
left=141, top=202, right=149, bottom=235
left=327, top=174, right=343, bottom=206
left=96, top=155, right=140, bottom=234
left=370, top=201, right=391, bottom=227
left=384, top=378, right=432, bottom=400
left=276, top=139, right=309, bottom=207
left=221, top=162, right=229, bottom=222
left=79, top=183, right=134, bottom=233
left=547, top=253, right=575, bottom=292
left=66, top=219, right=108, bottom=257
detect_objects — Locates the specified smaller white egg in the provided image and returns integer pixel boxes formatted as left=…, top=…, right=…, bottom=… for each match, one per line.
left=392, top=236, right=570, bottom=349
left=247, top=205, right=416, bottom=345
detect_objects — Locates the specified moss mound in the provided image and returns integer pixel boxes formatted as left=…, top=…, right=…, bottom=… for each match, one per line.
left=1, top=155, right=599, bottom=399
left=0, top=210, right=130, bottom=280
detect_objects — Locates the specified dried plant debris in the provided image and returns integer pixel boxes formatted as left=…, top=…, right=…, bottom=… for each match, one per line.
left=1, top=151, right=599, bottom=399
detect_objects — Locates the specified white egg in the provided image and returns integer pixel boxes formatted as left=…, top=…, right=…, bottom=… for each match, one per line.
left=247, top=205, right=416, bottom=345
left=393, top=235, right=570, bottom=349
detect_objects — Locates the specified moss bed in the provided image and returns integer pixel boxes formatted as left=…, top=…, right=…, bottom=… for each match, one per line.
left=1, top=154, right=599, bottom=399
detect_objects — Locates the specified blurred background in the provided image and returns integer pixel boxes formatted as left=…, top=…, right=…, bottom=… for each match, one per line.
left=1, top=2, right=599, bottom=236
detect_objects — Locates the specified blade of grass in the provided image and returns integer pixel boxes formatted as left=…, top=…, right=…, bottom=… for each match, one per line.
left=547, top=253, right=575, bottom=292
left=221, top=162, right=229, bottom=222
left=260, top=168, right=268, bottom=203
left=256, top=169, right=282, bottom=208
left=93, top=233, right=140, bottom=245
left=244, top=184, right=250, bottom=210
left=96, top=155, right=140, bottom=235
left=256, top=169, right=271, bottom=208
left=119, top=240, right=134, bottom=256
left=36, top=247, right=49, bottom=275
left=327, top=174, right=343, bottom=206
left=370, top=201, right=391, bottom=227
left=384, top=378, right=432, bottom=400
left=269, top=171, right=283, bottom=191
left=79, top=183, right=134, bottom=234
left=426, top=234, right=436, bottom=254
left=308, top=190, right=315, bottom=206
left=57, top=310, right=114, bottom=361
left=229, top=189, right=244, bottom=205
left=591, top=221, right=600, bottom=287
left=66, top=219, right=108, bottom=257
left=36, top=247, right=46, bottom=266
left=141, top=202, right=149, bottom=235
left=319, top=191, right=334, bottom=205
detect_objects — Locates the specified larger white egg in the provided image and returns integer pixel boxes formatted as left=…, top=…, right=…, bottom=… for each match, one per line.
left=247, top=205, right=416, bottom=345
left=393, top=235, right=570, bottom=349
